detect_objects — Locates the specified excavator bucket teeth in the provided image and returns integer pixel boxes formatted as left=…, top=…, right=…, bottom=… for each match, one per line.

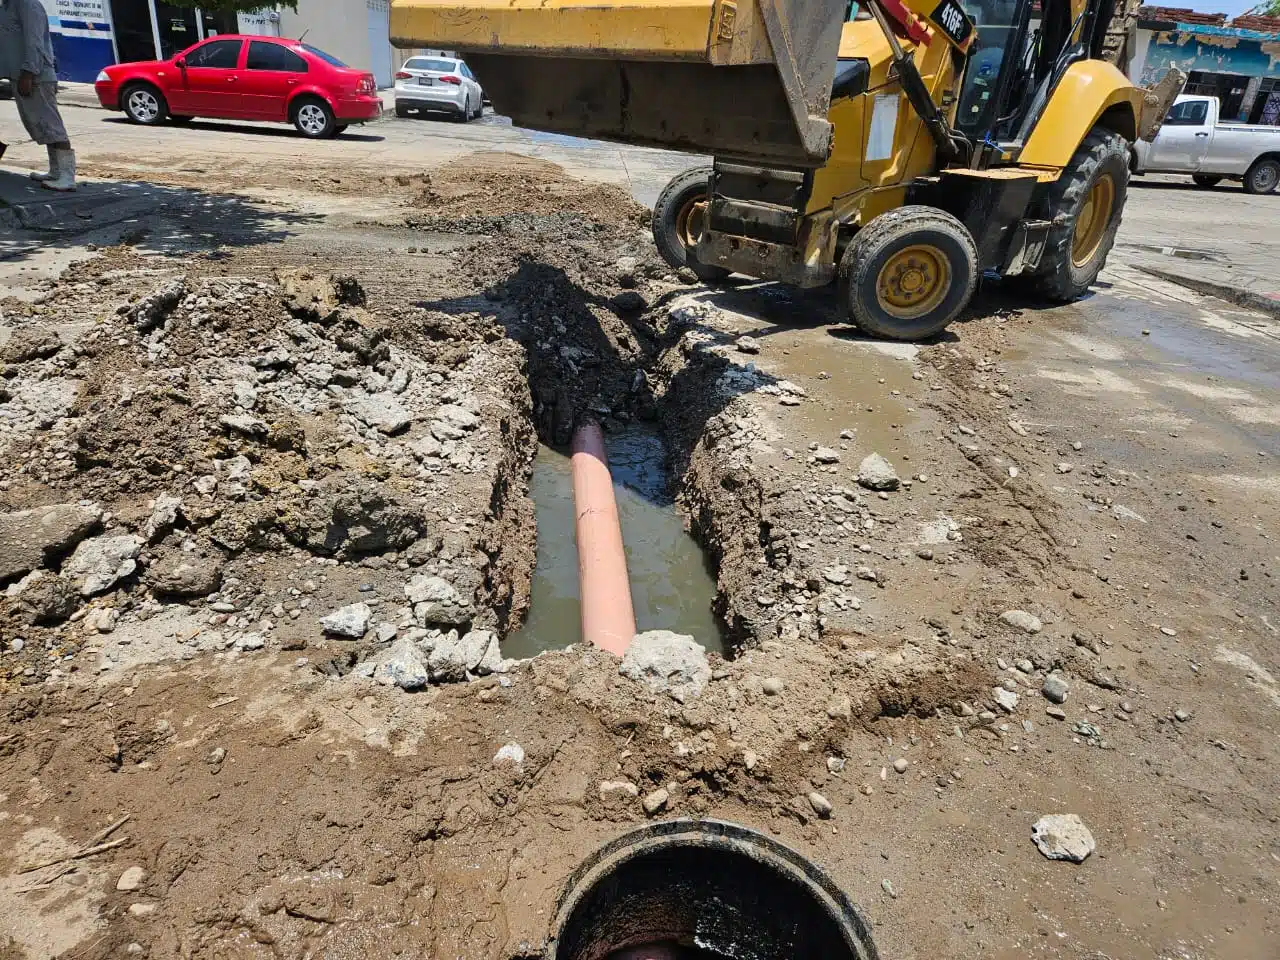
left=389, top=0, right=847, bottom=166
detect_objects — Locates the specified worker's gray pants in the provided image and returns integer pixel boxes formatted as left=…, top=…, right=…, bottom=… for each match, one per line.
left=14, top=80, right=69, bottom=145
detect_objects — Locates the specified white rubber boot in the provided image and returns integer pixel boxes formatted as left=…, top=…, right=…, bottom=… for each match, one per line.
left=40, top=149, right=76, bottom=192
left=29, top=146, right=59, bottom=182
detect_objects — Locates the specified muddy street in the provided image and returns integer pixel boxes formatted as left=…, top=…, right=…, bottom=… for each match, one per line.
left=1, top=105, right=1278, bottom=960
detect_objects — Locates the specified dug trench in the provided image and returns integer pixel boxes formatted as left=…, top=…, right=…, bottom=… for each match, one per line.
left=0, top=154, right=1275, bottom=959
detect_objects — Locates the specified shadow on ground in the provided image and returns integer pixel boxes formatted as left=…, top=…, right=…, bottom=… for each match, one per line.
left=0, top=169, right=322, bottom=264
left=98, top=115, right=385, bottom=142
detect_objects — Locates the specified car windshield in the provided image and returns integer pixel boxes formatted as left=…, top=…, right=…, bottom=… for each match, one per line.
left=405, top=58, right=457, bottom=72
left=302, top=44, right=347, bottom=68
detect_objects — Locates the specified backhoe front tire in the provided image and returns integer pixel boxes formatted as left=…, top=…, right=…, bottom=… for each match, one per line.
left=652, top=167, right=731, bottom=282
left=1022, top=128, right=1129, bottom=301
left=839, top=205, right=977, bottom=342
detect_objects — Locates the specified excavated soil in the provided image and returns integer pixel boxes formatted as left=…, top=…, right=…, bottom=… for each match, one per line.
left=1, top=153, right=1276, bottom=960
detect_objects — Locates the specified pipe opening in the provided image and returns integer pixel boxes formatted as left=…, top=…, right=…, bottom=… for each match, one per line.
left=550, top=821, right=880, bottom=960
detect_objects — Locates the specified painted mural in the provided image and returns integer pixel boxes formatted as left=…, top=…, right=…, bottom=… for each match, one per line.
left=1138, top=28, right=1280, bottom=86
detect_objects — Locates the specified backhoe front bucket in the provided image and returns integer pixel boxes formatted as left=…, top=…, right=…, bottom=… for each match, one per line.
left=389, top=0, right=847, bottom=167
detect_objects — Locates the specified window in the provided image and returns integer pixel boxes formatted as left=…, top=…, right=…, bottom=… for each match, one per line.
left=247, top=42, right=308, bottom=73
left=185, top=39, right=242, bottom=69
left=404, top=57, right=457, bottom=73
left=460, top=63, right=475, bottom=81
left=1164, top=100, right=1209, bottom=126
left=303, top=45, right=348, bottom=68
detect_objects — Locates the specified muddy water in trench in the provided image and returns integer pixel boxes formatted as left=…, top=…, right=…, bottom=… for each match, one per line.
left=504, top=428, right=724, bottom=659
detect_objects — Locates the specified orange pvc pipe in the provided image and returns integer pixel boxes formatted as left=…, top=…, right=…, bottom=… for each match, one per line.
left=571, top=420, right=636, bottom=656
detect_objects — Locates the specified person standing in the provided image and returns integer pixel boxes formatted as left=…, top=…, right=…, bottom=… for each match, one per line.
left=0, top=0, right=76, bottom=191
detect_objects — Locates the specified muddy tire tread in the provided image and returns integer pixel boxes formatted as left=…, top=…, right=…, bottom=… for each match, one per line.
left=652, top=167, right=731, bottom=282
left=1022, top=128, right=1130, bottom=302
left=838, top=205, right=977, bottom=342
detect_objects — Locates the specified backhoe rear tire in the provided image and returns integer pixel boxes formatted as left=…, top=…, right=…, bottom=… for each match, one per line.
left=652, top=167, right=731, bottom=282
left=1021, top=128, right=1129, bottom=301
left=839, top=206, right=977, bottom=341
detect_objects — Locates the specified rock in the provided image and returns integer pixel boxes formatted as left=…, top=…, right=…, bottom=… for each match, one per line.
left=373, top=637, right=430, bottom=690
left=63, top=535, right=143, bottom=596
left=1016, top=659, right=1034, bottom=674
left=1046, top=705, right=1067, bottom=720
left=127, top=903, right=157, bottom=918
left=375, top=622, right=398, bottom=643
left=431, top=403, right=480, bottom=438
left=1031, top=814, right=1096, bottom=863
left=642, top=787, right=670, bottom=815
left=599, top=780, right=640, bottom=804
left=892, top=757, right=909, bottom=774
left=994, top=687, right=1019, bottom=713
left=207, top=747, right=227, bottom=764
left=116, top=866, right=146, bottom=892
left=235, top=632, right=265, bottom=651
left=826, top=695, right=852, bottom=719
left=813, top=447, right=841, bottom=464
left=143, top=495, right=182, bottom=543
left=218, top=414, right=269, bottom=439
left=12, top=571, right=80, bottom=625
left=1174, top=708, right=1191, bottom=722
left=298, top=480, right=427, bottom=557
left=826, top=757, right=846, bottom=773
left=761, top=677, right=785, bottom=696
left=619, top=630, right=711, bottom=703
left=0, top=327, right=62, bottom=363
left=427, top=629, right=496, bottom=681
left=405, top=575, right=472, bottom=626
left=1000, top=609, right=1042, bottom=634
left=611, top=290, right=646, bottom=312
left=808, top=792, right=833, bottom=818
left=146, top=544, right=224, bottom=597
left=231, top=381, right=258, bottom=410
left=347, top=392, right=412, bottom=435
left=320, top=602, right=372, bottom=638
left=856, top=453, right=900, bottom=491
left=1042, top=674, right=1070, bottom=704
left=493, top=742, right=525, bottom=767
left=734, top=335, right=761, bottom=354
left=881, top=879, right=898, bottom=899
left=0, top=502, right=102, bottom=582
left=128, top=279, right=185, bottom=330
left=90, top=607, right=119, bottom=634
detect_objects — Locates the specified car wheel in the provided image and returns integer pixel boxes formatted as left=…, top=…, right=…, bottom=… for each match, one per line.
left=1192, top=174, right=1222, bottom=188
left=1243, top=157, right=1280, bottom=195
left=395, top=104, right=409, bottom=118
left=458, top=96, right=471, bottom=122
left=839, top=206, right=978, bottom=341
left=122, top=83, right=168, bottom=126
left=292, top=97, right=336, bottom=139
left=652, top=166, right=732, bottom=282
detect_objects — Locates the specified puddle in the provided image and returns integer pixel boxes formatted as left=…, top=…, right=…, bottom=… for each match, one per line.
left=504, top=428, right=723, bottom=659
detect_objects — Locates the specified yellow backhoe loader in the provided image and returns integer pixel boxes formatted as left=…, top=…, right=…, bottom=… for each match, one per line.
left=390, top=0, right=1154, bottom=340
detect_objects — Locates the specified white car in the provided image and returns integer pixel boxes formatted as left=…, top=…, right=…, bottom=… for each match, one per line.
left=394, top=56, right=484, bottom=121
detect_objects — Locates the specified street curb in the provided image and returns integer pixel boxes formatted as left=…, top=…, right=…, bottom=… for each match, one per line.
left=1131, top=264, right=1280, bottom=321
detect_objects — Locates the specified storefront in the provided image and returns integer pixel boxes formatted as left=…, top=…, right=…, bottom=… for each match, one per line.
left=1130, top=7, right=1280, bottom=126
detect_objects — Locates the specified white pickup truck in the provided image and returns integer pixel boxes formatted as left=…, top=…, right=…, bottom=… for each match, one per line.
left=1131, top=94, right=1280, bottom=195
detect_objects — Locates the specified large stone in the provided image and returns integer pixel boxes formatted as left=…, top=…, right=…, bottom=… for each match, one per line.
left=1000, top=609, right=1043, bottom=634
left=63, top=534, right=143, bottom=596
left=1042, top=673, right=1070, bottom=705
left=128, top=279, right=185, bottom=331
left=0, top=328, right=62, bottom=363
left=0, top=503, right=102, bottom=582
left=429, top=404, right=479, bottom=441
left=297, top=481, right=426, bottom=558
left=373, top=637, right=430, bottom=690
left=11, top=571, right=80, bottom=625
left=427, top=629, right=496, bottom=682
left=1031, top=814, right=1096, bottom=863
left=619, top=630, right=711, bottom=703
left=406, top=575, right=472, bottom=627
left=856, top=453, right=900, bottom=491
left=347, top=392, right=412, bottom=435
left=146, top=544, right=224, bottom=597
left=320, top=602, right=372, bottom=638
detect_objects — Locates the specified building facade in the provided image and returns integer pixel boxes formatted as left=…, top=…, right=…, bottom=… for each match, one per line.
left=41, top=0, right=411, bottom=87
left=1129, top=6, right=1280, bottom=126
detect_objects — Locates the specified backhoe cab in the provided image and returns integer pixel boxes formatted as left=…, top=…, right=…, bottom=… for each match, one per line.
left=391, top=0, right=1146, bottom=340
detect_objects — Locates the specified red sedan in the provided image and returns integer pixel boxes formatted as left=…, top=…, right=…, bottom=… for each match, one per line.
left=95, top=35, right=381, bottom=139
